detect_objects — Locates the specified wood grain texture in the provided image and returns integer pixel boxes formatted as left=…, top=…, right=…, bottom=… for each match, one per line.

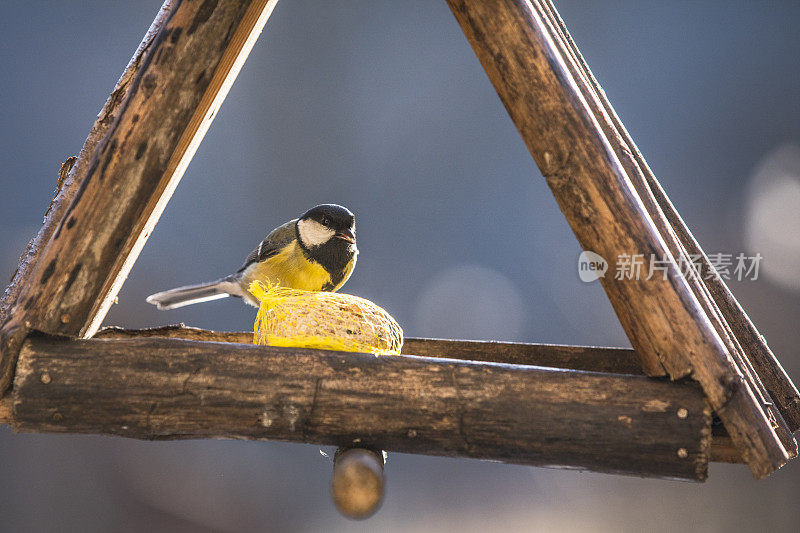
left=92, top=326, right=751, bottom=466
left=5, top=326, right=745, bottom=463
left=445, top=0, right=791, bottom=478
left=95, top=325, right=253, bottom=343
left=95, top=325, right=645, bottom=374
left=710, top=425, right=745, bottom=464
left=537, top=1, right=799, bottom=432
left=11, top=334, right=712, bottom=481
left=0, top=396, right=10, bottom=424
left=693, top=252, right=800, bottom=431
left=533, top=0, right=798, bottom=454
left=0, top=0, right=279, bottom=393
left=403, top=337, right=645, bottom=374
left=0, top=0, right=174, bottom=392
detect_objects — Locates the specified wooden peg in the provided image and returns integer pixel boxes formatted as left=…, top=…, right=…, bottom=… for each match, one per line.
left=331, top=448, right=385, bottom=519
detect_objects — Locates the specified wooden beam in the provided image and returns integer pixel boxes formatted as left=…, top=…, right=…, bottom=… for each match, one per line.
left=95, top=325, right=252, bottom=343
left=403, top=337, right=645, bottom=374
left=95, top=325, right=646, bottom=374
left=710, top=425, right=745, bottom=464
left=9, top=334, right=712, bottom=481
left=533, top=2, right=800, bottom=433
left=445, top=0, right=792, bottom=478
left=91, top=324, right=751, bottom=464
left=0, top=0, right=279, bottom=394
left=533, top=0, right=798, bottom=449
left=1, top=326, right=746, bottom=464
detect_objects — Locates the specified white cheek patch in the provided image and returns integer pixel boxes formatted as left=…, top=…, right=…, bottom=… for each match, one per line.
left=297, top=218, right=335, bottom=247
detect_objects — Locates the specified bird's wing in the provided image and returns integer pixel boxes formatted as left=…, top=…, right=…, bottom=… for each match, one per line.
left=236, top=219, right=298, bottom=273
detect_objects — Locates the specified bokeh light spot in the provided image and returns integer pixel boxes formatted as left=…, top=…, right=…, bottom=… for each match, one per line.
left=413, top=264, right=527, bottom=341
left=745, top=144, right=800, bottom=291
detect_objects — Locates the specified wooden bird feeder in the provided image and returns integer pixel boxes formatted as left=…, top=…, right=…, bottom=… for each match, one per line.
left=1, top=0, right=798, bottom=519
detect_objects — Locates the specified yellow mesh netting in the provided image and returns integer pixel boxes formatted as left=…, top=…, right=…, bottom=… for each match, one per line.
left=249, top=281, right=403, bottom=355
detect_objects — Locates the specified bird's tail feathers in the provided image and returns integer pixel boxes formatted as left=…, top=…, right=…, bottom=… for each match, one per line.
left=146, top=277, right=242, bottom=310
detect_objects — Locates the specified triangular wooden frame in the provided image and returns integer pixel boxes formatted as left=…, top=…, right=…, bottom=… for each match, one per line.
left=1, top=0, right=797, bottom=481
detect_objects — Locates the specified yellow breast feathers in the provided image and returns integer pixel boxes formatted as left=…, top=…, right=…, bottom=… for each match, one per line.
left=244, top=240, right=332, bottom=292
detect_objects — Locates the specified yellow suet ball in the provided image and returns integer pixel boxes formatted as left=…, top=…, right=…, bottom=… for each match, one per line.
left=249, top=281, right=403, bottom=355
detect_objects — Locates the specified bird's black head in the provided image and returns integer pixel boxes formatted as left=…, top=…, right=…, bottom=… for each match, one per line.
left=296, top=204, right=357, bottom=282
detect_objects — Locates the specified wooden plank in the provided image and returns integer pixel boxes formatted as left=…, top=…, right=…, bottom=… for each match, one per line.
left=11, top=334, right=712, bottom=481
left=91, top=325, right=755, bottom=464
left=534, top=2, right=800, bottom=432
left=95, top=325, right=646, bottom=374
left=403, top=337, right=644, bottom=374
left=95, top=325, right=253, bottom=343
left=445, top=0, right=790, bottom=478
left=4, top=327, right=746, bottom=463
left=533, top=0, right=798, bottom=451
left=711, top=425, right=745, bottom=464
left=0, top=0, right=279, bottom=394
left=93, top=326, right=747, bottom=463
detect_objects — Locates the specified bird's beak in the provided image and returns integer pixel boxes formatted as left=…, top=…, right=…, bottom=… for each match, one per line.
left=335, top=228, right=356, bottom=244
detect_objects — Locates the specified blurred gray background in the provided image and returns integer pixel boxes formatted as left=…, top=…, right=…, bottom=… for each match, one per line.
left=2, top=1, right=799, bottom=531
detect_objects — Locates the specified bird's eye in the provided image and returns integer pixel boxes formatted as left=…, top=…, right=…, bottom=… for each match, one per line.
left=321, top=217, right=330, bottom=226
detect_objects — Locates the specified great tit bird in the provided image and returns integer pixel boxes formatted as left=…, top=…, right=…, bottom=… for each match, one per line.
left=146, top=204, right=357, bottom=310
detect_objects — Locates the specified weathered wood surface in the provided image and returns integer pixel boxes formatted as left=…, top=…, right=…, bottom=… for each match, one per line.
left=331, top=448, right=385, bottom=519
left=445, top=0, right=792, bottom=478
left=692, top=247, right=800, bottom=432
left=403, top=337, right=645, bottom=374
left=95, top=325, right=645, bottom=374
left=533, top=0, right=798, bottom=451
left=0, top=326, right=745, bottom=463
left=535, top=1, right=799, bottom=433
left=711, top=426, right=745, bottom=464
left=11, top=334, right=712, bottom=481
left=0, top=0, right=279, bottom=394
left=95, top=325, right=254, bottom=343
left=0, top=396, right=10, bottom=424
left=91, top=325, right=747, bottom=464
